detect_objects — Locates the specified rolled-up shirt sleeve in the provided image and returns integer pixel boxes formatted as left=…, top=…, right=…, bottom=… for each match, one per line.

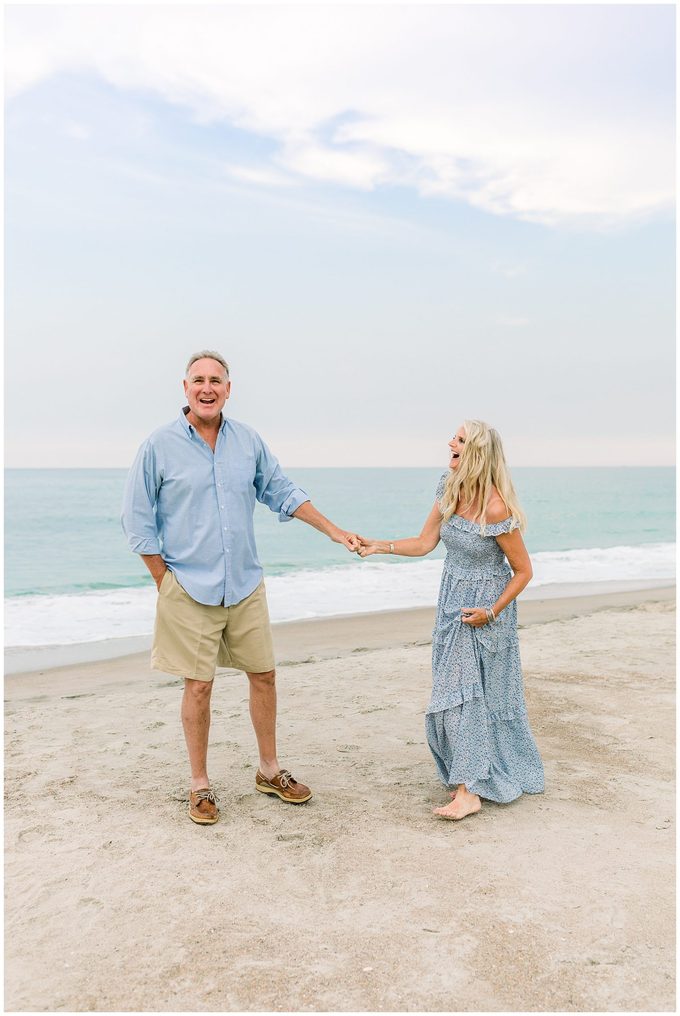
left=254, top=436, right=309, bottom=522
left=121, top=440, right=163, bottom=554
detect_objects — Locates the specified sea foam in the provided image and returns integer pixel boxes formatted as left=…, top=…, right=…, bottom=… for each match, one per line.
left=4, top=542, right=675, bottom=648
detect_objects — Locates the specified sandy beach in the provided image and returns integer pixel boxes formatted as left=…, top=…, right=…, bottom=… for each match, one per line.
left=4, top=586, right=675, bottom=1012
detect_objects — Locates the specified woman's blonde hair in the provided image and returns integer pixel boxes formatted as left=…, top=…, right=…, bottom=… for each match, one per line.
left=440, top=420, right=527, bottom=533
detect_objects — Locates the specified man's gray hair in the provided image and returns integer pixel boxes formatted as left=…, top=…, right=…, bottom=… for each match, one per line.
left=185, top=350, right=230, bottom=378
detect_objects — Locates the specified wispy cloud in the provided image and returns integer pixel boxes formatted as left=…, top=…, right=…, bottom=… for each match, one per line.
left=224, top=163, right=295, bottom=188
left=278, top=140, right=389, bottom=191
left=5, top=5, right=674, bottom=228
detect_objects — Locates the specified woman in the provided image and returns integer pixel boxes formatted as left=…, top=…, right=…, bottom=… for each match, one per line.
left=358, top=420, right=544, bottom=820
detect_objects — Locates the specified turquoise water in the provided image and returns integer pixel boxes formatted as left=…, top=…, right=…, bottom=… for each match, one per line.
left=4, top=467, right=675, bottom=597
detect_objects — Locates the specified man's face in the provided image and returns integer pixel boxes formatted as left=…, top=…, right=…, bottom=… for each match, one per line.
left=183, top=358, right=231, bottom=423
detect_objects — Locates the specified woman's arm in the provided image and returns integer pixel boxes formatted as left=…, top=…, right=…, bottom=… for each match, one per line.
left=492, top=529, right=533, bottom=615
left=461, top=528, right=533, bottom=626
left=358, top=501, right=442, bottom=558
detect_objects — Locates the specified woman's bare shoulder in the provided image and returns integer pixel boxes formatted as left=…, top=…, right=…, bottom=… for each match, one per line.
left=486, top=488, right=512, bottom=524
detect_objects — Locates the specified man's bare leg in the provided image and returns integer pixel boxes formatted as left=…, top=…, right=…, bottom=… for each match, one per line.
left=247, top=670, right=280, bottom=779
left=182, top=677, right=213, bottom=791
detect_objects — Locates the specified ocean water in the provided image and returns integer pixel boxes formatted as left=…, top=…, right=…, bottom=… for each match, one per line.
left=5, top=467, right=675, bottom=647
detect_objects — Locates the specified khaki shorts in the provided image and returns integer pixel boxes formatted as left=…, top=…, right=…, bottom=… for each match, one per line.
left=151, top=571, right=275, bottom=681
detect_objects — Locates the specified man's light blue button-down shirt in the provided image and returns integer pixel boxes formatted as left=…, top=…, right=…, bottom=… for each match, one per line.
left=121, top=409, right=309, bottom=606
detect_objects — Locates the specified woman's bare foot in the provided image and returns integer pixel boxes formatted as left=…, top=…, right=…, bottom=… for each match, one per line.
left=434, top=785, right=481, bottom=821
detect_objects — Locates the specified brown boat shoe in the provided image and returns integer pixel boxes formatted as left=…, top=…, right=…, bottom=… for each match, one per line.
left=255, top=769, right=312, bottom=804
left=189, top=788, right=219, bottom=825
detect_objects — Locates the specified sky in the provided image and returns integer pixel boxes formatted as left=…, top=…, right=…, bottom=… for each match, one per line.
left=4, top=2, right=676, bottom=468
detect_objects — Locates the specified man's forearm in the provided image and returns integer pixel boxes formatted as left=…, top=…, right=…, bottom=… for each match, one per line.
left=291, top=501, right=360, bottom=552
left=141, top=553, right=167, bottom=588
left=291, top=500, right=338, bottom=538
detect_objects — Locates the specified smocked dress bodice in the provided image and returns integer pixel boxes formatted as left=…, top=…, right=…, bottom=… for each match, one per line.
left=440, top=512, right=516, bottom=578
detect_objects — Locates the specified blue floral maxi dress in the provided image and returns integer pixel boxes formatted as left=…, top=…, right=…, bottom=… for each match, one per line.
left=425, top=475, right=544, bottom=803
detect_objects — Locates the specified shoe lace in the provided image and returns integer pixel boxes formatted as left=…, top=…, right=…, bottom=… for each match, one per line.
left=277, top=770, right=295, bottom=788
left=194, top=789, right=218, bottom=804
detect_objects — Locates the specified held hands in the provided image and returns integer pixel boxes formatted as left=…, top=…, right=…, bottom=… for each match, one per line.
left=332, top=532, right=384, bottom=557
left=331, top=529, right=362, bottom=552
left=332, top=529, right=379, bottom=556
left=356, top=536, right=378, bottom=558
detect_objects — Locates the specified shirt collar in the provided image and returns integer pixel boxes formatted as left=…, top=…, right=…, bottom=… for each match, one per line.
left=179, top=406, right=228, bottom=438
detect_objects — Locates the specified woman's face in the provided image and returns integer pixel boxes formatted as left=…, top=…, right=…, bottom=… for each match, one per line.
left=448, top=426, right=466, bottom=469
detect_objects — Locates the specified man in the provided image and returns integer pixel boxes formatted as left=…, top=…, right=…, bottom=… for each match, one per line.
left=122, top=351, right=359, bottom=825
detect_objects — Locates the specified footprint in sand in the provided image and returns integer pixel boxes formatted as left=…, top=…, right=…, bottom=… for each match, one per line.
left=17, top=827, right=44, bottom=844
left=80, top=897, right=105, bottom=909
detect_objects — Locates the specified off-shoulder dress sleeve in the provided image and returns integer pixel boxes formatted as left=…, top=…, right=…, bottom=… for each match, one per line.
left=482, top=516, right=520, bottom=537
left=435, top=472, right=448, bottom=501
